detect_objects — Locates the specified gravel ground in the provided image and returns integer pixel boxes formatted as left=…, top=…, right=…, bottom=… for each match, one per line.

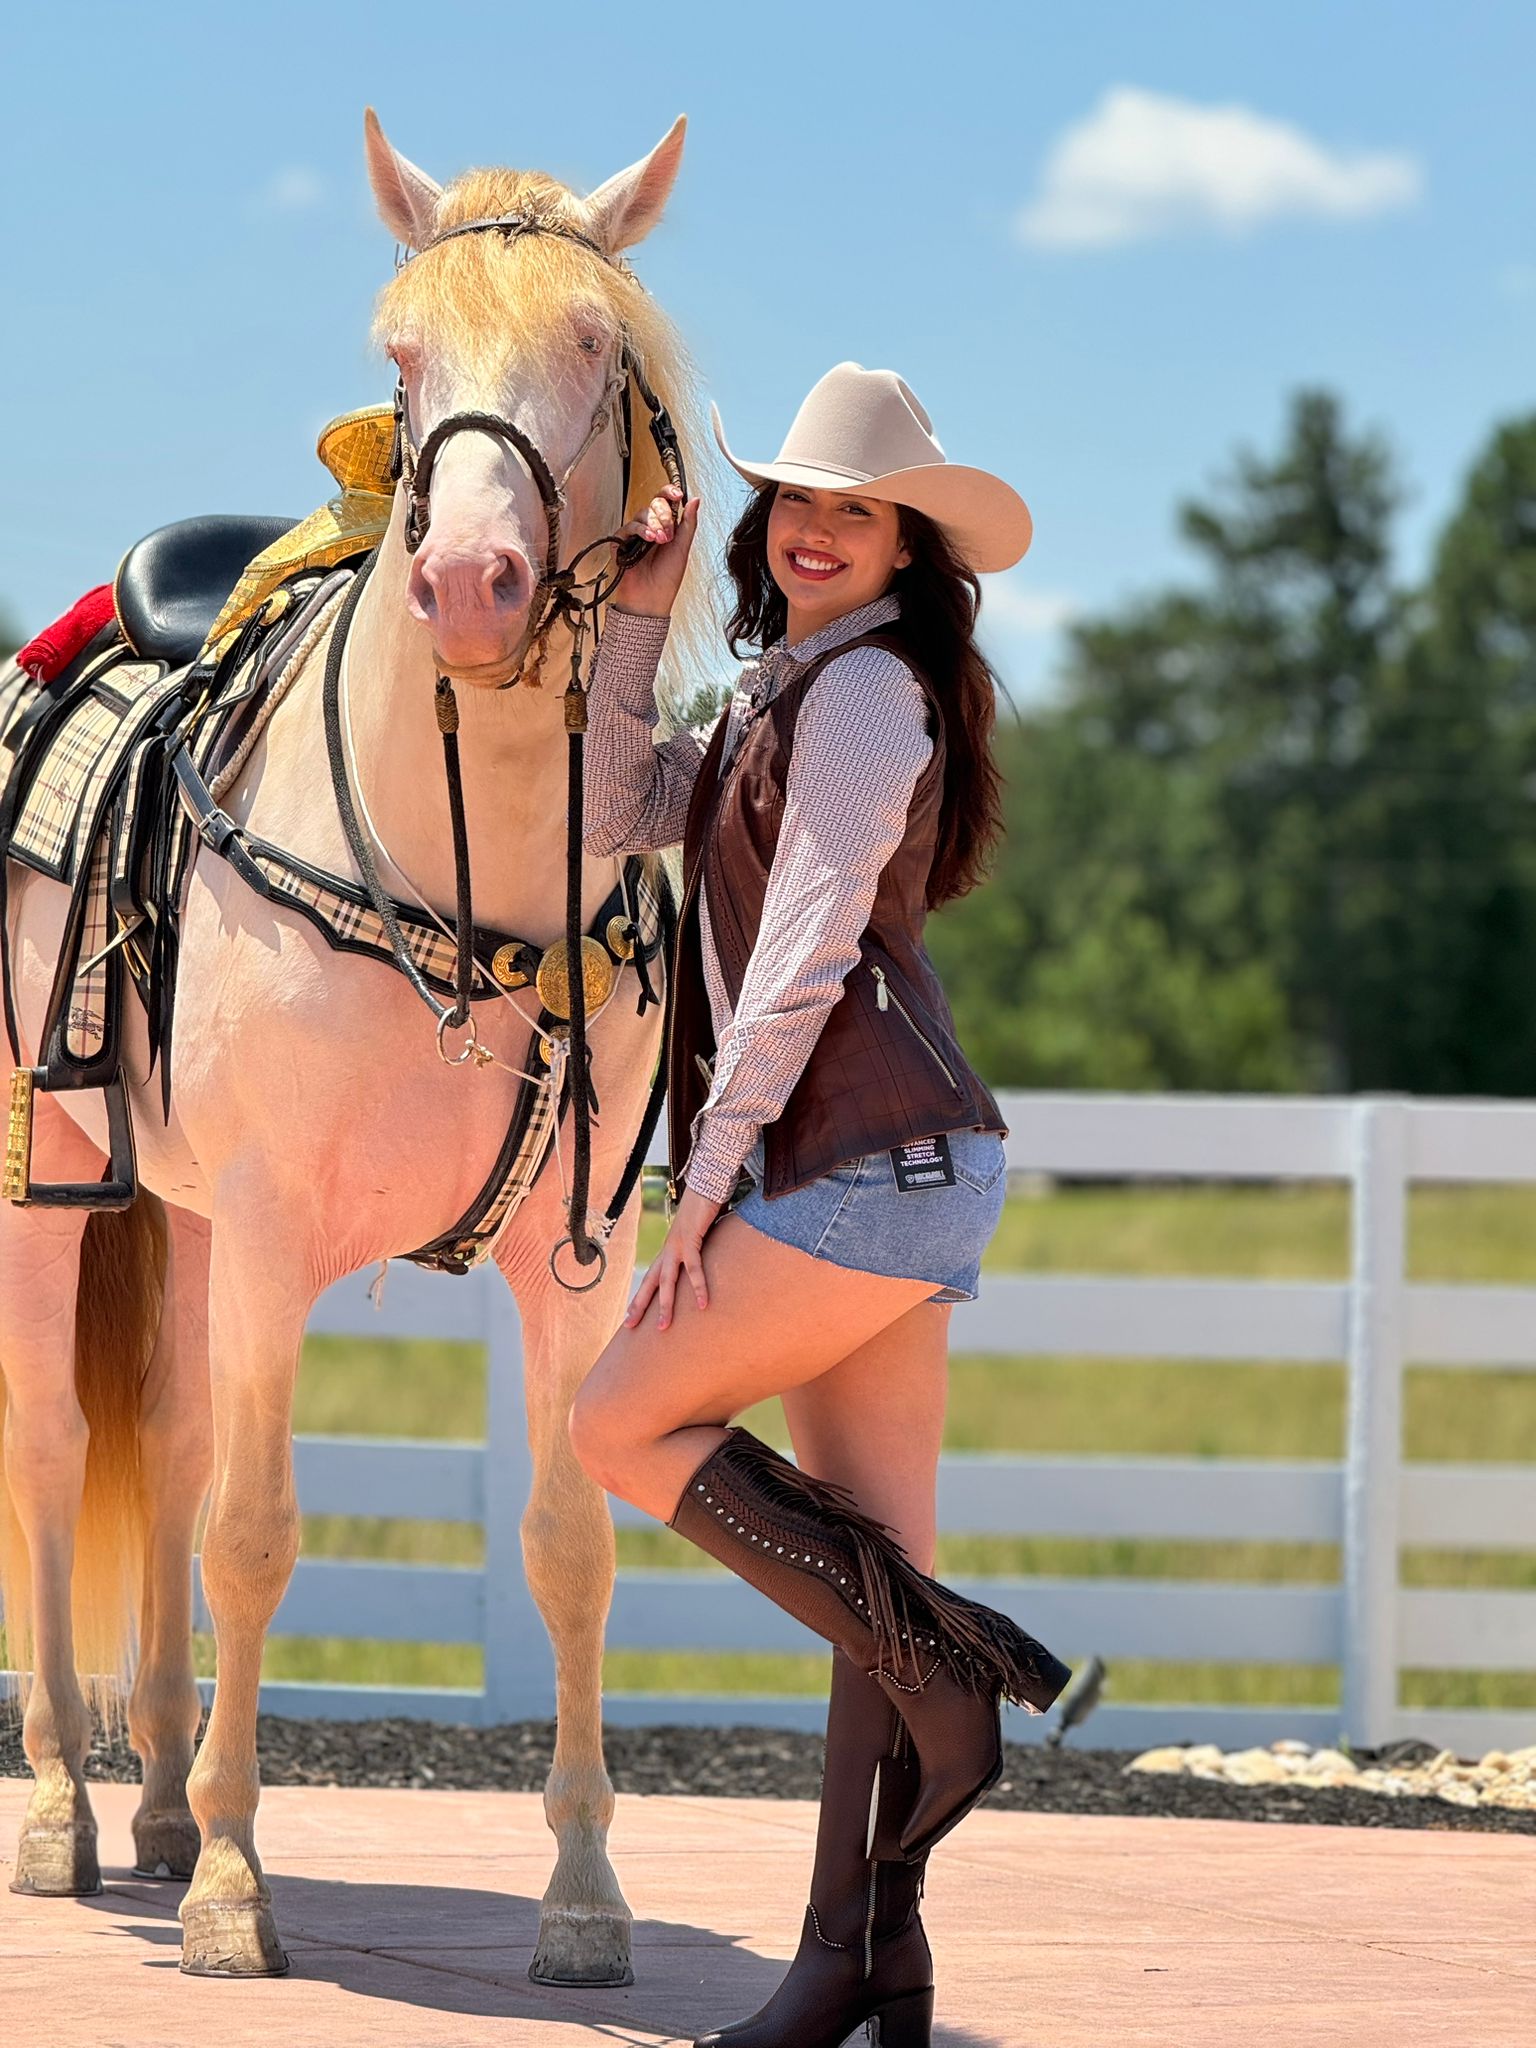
left=3, top=1716, right=1532, bottom=1836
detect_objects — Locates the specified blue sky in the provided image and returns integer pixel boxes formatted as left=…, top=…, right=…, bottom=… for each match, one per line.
left=6, top=0, right=1533, bottom=702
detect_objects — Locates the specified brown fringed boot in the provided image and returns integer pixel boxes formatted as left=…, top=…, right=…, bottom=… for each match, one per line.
left=695, top=1650, right=933, bottom=2048
left=669, top=1428, right=1071, bottom=1863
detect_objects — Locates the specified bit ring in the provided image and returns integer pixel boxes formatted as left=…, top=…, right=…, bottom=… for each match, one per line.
left=549, top=1235, right=609, bottom=1293
left=437, top=1010, right=481, bottom=1066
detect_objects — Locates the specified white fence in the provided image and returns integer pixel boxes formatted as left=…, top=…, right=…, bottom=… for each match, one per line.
left=14, top=1090, right=1536, bottom=1751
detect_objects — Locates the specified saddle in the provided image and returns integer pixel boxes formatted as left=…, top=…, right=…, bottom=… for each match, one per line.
left=1, top=492, right=668, bottom=1272
left=115, top=514, right=302, bottom=668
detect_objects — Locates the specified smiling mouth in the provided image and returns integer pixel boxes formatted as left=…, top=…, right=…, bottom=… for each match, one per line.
left=786, top=548, right=847, bottom=582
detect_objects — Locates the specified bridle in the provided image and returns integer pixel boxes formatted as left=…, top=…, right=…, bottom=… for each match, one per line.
left=388, top=211, right=687, bottom=691
left=328, top=208, right=688, bottom=1287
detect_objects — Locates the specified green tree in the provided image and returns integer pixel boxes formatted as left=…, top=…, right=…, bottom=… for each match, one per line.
left=937, top=389, right=1466, bottom=1093
left=1357, top=416, right=1536, bottom=1094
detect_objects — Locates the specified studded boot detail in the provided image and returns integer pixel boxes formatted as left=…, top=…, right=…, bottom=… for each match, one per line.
left=669, top=1428, right=1071, bottom=1860
left=694, top=1650, right=933, bottom=2048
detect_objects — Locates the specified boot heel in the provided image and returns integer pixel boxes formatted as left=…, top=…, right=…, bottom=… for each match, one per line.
left=867, top=1987, right=934, bottom=2046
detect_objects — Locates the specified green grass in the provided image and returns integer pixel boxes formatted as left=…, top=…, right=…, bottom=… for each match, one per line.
left=274, top=1181, right=1536, bottom=1714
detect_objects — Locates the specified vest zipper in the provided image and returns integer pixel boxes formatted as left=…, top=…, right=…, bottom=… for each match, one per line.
left=869, top=962, right=962, bottom=1094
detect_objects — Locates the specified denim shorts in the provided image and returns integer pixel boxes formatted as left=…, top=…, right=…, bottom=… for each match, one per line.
left=731, top=1128, right=1007, bottom=1303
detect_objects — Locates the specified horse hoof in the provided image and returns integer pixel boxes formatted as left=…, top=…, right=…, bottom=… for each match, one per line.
left=180, top=1897, right=290, bottom=1977
left=132, top=1811, right=201, bottom=1880
left=10, top=1821, right=102, bottom=1896
left=530, top=1906, right=634, bottom=1987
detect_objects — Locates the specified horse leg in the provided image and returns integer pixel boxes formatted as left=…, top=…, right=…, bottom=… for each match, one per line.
left=1, top=1097, right=148, bottom=1896
left=2, top=1197, right=95, bottom=1894
left=507, top=1240, right=639, bottom=1988
left=180, top=1199, right=307, bottom=1976
left=128, top=1206, right=213, bottom=1880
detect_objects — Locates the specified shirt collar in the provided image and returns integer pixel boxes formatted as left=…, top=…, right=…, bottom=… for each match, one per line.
left=782, top=589, right=901, bottom=664
left=741, top=591, right=902, bottom=712
left=765, top=589, right=901, bottom=667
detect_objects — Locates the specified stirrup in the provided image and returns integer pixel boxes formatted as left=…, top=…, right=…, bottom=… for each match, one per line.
left=3, top=1069, right=138, bottom=1210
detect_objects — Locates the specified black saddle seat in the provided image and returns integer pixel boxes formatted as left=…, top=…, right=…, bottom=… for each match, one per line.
left=115, top=514, right=298, bottom=667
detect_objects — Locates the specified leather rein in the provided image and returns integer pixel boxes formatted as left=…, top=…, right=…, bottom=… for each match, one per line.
left=331, top=209, right=686, bottom=1288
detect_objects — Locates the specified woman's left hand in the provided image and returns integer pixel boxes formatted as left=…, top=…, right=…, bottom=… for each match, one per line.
left=626, top=1187, right=723, bottom=1331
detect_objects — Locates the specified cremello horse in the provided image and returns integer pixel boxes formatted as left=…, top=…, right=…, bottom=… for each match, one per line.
left=0, top=109, right=707, bottom=1981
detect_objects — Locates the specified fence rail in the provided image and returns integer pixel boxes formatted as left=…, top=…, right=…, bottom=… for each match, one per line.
left=9, top=1090, right=1536, bottom=1750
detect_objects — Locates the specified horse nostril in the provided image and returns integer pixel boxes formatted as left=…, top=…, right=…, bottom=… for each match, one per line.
left=488, top=548, right=533, bottom=614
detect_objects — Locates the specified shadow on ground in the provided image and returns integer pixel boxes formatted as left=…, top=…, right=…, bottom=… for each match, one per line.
left=71, top=1870, right=1007, bottom=2046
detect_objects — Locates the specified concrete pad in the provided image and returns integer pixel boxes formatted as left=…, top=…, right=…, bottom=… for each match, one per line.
left=0, top=1779, right=1529, bottom=2046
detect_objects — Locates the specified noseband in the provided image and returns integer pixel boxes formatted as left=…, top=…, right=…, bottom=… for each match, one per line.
left=388, top=210, right=687, bottom=690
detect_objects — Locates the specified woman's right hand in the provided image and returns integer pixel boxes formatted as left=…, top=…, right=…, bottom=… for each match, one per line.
left=611, top=486, right=700, bottom=618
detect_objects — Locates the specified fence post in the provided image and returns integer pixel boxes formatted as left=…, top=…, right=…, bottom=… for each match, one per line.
left=1342, top=1096, right=1408, bottom=1749
left=479, top=1266, right=556, bottom=1725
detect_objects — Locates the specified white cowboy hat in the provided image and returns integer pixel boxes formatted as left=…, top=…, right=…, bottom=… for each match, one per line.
left=710, top=361, right=1032, bottom=575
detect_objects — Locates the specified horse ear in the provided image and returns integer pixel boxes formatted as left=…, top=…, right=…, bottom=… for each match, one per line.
left=364, top=107, right=443, bottom=251
left=583, top=115, right=687, bottom=255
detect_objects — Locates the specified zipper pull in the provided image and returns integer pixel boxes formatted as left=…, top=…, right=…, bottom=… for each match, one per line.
left=871, top=963, right=889, bottom=1011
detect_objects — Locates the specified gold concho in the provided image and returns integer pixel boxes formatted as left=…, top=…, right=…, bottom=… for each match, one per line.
left=535, top=937, right=616, bottom=1019
left=490, top=943, right=531, bottom=989
left=606, top=915, right=636, bottom=962
left=538, top=1024, right=569, bottom=1067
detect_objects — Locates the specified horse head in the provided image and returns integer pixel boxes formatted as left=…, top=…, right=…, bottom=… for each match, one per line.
left=365, top=108, right=688, bottom=687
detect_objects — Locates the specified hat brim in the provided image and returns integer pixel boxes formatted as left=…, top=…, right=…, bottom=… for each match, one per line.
left=710, top=401, right=1032, bottom=575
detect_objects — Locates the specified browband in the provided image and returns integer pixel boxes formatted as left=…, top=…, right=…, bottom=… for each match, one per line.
left=404, top=212, right=630, bottom=274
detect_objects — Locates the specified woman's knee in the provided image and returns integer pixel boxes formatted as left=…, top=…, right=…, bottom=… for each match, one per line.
left=567, top=1371, right=633, bottom=1493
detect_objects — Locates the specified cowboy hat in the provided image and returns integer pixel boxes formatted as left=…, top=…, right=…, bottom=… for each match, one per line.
left=710, top=361, right=1032, bottom=575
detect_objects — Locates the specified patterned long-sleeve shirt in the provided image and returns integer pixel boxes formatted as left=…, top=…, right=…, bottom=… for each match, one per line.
left=584, top=591, right=933, bottom=1204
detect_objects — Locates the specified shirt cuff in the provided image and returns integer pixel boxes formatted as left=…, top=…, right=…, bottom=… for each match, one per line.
left=603, top=606, right=672, bottom=670
left=684, top=1111, right=759, bottom=1206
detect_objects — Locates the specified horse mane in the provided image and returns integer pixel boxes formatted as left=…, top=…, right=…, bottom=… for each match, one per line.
left=373, top=164, right=727, bottom=723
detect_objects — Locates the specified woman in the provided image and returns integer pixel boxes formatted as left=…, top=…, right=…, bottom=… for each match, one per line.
left=571, top=363, right=1070, bottom=2048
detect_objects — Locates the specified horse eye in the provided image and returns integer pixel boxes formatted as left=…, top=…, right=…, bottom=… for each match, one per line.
left=578, top=334, right=603, bottom=356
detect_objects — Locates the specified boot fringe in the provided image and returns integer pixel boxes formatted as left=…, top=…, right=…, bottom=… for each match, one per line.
left=713, top=1429, right=1063, bottom=1709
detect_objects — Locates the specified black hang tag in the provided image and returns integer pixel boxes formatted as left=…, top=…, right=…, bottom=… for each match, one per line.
left=889, top=1132, right=956, bottom=1192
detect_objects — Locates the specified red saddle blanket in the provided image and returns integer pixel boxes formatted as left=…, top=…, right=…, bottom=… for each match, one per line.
left=16, top=584, right=117, bottom=683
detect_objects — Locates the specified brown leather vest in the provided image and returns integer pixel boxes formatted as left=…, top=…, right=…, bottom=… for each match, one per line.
left=667, top=629, right=1006, bottom=1201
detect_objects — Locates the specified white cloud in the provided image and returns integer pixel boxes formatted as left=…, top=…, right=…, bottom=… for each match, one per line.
left=251, top=166, right=327, bottom=217
left=980, top=576, right=1078, bottom=636
left=1017, top=87, right=1421, bottom=250
left=978, top=577, right=1077, bottom=707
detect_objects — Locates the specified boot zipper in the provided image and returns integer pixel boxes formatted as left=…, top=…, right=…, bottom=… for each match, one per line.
left=869, top=963, right=961, bottom=1094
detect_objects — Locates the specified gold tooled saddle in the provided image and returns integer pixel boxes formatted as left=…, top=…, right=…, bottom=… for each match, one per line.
left=200, top=405, right=396, bottom=653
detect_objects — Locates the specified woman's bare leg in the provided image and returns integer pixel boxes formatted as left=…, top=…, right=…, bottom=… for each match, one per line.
left=780, top=1302, right=950, bottom=1572
left=568, top=1210, right=935, bottom=1518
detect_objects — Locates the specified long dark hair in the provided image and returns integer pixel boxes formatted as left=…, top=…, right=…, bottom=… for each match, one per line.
left=724, top=485, right=1006, bottom=907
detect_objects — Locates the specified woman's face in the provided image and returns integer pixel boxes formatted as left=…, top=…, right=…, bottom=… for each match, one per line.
left=765, top=483, right=911, bottom=636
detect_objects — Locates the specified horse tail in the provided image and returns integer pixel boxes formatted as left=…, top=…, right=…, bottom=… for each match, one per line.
left=0, top=1196, right=167, bottom=1714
